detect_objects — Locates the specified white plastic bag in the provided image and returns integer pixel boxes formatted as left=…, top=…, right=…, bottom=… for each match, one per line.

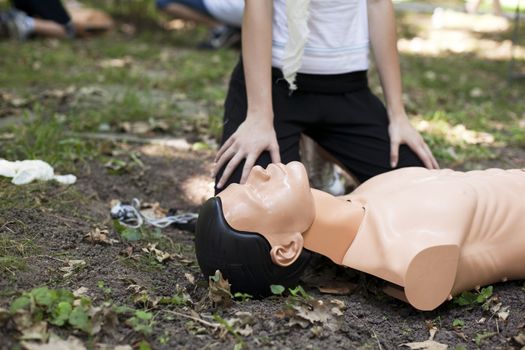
left=0, top=159, right=76, bottom=185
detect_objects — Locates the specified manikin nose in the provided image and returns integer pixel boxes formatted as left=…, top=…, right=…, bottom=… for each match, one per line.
left=251, top=165, right=271, bottom=181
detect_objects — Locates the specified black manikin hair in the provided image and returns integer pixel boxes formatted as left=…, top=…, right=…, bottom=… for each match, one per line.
left=195, top=197, right=312, bottom=297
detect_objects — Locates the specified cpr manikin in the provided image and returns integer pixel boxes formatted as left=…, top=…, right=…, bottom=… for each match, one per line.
left=195, top=162, right=525, bottom=311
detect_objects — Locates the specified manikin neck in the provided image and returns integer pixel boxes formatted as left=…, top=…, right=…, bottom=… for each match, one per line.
left=302, top=189, right=365, bottom=264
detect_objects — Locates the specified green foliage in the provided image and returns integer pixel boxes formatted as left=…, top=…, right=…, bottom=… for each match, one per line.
left=9, top=296, right=31, bottom=313
left=125, top=310, right=154, bottom=335
left=453, top=286, right=493, bottom=306
left=50, top=301, right=72, bottom=326
left=452, top=319, right=464, bottom=328
left=233, top=292, right=253, bottom=302
left=288, top=286, right=312, bottom=300
left=213, top=314, right=243, bottom=345
left=158, top=293, right=190, bottom=307
left=474, top=331, right=497, bottom=346
left=113, top=220, right=162, bottom=242
left=137, top=340, right=153, bottom=350
left=8, top=287, right=98, bottom=333
left=97, top=280, right=112, bottom=298
left=270, top=285, right=285, bottom=296
left=68, top=306, right=90, bottom=333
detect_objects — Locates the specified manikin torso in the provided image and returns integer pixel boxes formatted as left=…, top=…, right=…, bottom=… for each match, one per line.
left=303, top=167, right=525, bottom=310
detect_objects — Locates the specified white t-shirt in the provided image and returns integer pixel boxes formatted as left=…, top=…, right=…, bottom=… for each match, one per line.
left=272, top=0, right=370, bottom=75
left=203, top=0, right=244, bottom=27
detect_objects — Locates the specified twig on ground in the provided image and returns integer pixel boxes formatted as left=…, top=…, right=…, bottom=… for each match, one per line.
left=0, top=219, right=28, bottom=233
left=68, top=132, right=191, bottom=151
left=163, top=309, right=220, bottom=329
left=24, top=255, right=68, bottom=263
left=371, top=329, right=384, bottom=350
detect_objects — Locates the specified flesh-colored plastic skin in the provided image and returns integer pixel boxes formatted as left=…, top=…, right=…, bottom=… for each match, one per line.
left=217, top=162, right=525, bottom=311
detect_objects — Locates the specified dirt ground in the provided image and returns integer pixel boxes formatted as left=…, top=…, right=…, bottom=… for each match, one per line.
left=1, top=146, right=525, bottom=350
left=1, top=3, right=525, bottom=349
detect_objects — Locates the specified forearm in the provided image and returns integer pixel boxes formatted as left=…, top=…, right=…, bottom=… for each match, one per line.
left=367, top=0, right=405, bottom=120
left=242, top=0, right=273, bottom=121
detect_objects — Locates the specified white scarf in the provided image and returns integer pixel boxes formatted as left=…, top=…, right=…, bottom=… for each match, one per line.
left=283, top=0, right=311, bottom=91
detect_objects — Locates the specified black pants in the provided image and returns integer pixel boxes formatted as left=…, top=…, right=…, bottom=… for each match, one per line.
left=215, top=60, right=424, bottom=191
left=12, top=0, right=71, bottom=25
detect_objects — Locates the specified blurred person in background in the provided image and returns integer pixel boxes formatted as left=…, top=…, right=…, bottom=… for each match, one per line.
left=0, top=0, right=113, bottom=40
left=156, top=0, right=243, bottom=49
left=466, top=0, right=504, bottom=16
left=0, top=0, right=75, bottom=40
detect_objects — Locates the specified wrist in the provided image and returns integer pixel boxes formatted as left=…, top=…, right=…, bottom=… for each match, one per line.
left=387, top=105, right=408, bottom=122
left=247, top=105, right=273, bottom=119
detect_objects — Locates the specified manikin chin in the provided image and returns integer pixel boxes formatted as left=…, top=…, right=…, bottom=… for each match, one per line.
left=209, top=162, right=525, bottom=311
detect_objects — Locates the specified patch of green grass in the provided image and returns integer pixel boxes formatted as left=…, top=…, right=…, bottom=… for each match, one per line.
left=1, top=11, right=524, bottom=175
left=0, top=178, right=92, bottom=217
left=0, top=111, right=97, bottom=172
left=0, top=235, right=39, bottom=279
left=118, top=253, right=166, bottom=273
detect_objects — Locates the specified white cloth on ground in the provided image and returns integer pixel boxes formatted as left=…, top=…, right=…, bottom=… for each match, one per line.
left=0, top=159, right=76, bottom=185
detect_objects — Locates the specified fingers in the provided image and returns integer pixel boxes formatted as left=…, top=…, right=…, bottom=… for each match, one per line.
left=217, top=152, right=245, bottom=189
left=214, top=136, right=235, bottom=163
left=269, top=142, right=281, bottom=164
left=410, top=139, right=435, bottom=170
left=240, top=155, right=257, bottom=184
left=390, top=139, right=400, bottom=168
left=423, top=142, right=440, bottom=169
left=213, top=145, right=236, bottom=178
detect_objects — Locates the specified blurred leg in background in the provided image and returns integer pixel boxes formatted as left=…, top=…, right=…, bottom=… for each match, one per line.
left=0, top=0, right=74, bottom=40
left=156, top=0, right=242, bottom=49
left=466, top=0, right=504, bottom=16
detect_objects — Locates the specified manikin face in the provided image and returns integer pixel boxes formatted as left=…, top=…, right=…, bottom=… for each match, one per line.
left=218, top=162, right=315, bottom=266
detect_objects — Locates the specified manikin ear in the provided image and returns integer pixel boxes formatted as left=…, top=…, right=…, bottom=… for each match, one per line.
left=269, top=233, right=304, bottom=267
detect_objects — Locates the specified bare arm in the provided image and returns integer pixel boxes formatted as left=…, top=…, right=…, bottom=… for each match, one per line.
left=367, top=0, right=438, bottom=169
left=214, top=0, right=280, bottom=188
left=243, top=0, right=273, bottom=117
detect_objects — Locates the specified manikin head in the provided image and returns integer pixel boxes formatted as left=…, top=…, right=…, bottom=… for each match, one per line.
left=195, top=162, right=316, bottom=296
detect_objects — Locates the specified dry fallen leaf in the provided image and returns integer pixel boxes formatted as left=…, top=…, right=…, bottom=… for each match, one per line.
left=120, top=246, right=136, bottom=260
left=142, top=243, right=171, bottom=263
left=208, top=270, right=233, bottom=307
left=317, top=282, right=356, bottom=295
left=96, top=345, right=133, bottom=350
left=22, top=335, right=86, bottom=350
left=402, top=327, right=448, bottom=350
left=140, top=201, right=168, bottom=220
left=73, top=287, right=89, bottom=298
left=185, top=273, right=195, bottom=285
left=88, top=302, right=119, bottom=335
left=285, top=298, right=345, bottom=331
left=0, top=307, right=9, bottom=325
left=217, top=312, right=254, bottom=339
left=99, top=57, right=132, bottom=69
left=401, top=340, right=448, bottom=350
left=19, top=321, right=48, bottom=341
left=498, top=306, right=510, bottom=322
left=84, top=227, right=118, bottom=245
left=514, top=332, right=525, bottom=345
left=59, top=260, right=86, bottom=278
